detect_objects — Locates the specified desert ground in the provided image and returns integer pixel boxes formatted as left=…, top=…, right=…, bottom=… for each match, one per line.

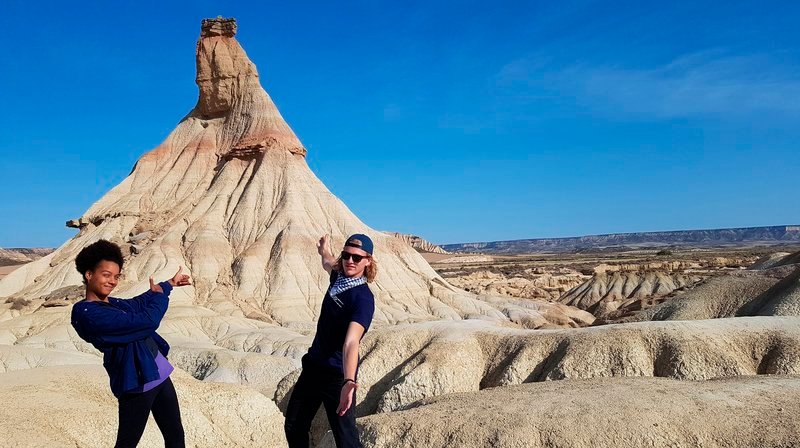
left=3, top=242, right=799, bottom=447
left=1, top=17, right=799, bottom=448
left=426, top=244, right=800, bottom=322
left=0, top=265, right=21, bottom=281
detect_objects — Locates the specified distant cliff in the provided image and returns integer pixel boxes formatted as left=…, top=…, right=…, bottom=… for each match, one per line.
left=0, top=248, right=54, bottom=266
left=442, top=225, right=800, bottom=254
left=387, top=232, right=449, bottom=254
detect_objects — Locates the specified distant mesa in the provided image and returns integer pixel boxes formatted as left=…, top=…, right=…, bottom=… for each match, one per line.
left=0, top=248, right=53, bottom=267
left=442, top=225, right=800, bottom=254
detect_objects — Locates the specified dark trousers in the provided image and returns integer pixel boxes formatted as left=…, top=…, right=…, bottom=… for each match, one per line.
left=115, top=377, right=185, bottom=448
left=284, top=357, right=362, bottom=448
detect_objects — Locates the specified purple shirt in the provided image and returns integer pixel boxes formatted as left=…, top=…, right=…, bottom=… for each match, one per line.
left=132, top=351, right=174, bottom=393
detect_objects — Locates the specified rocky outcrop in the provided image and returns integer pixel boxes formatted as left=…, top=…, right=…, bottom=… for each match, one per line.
left=446, top=269, right=587, bottom=301
left=606, top=266, right=797, bottom=323
left=386, top=232, right=448, bottom=254
left=273, top=316, right=800, bottom=444
left=743, top=267, right=800, bottom=316
left=749, top=250, right=800, bottom=270
left=559, top=270, right=704, bottom=315
left=556, top=259, right=765, bottom=318
left=339, top=375, right=800, bottom=448
left=277, top=317, right=800, bottom=411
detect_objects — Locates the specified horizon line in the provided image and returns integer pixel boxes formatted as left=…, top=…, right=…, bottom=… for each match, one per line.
left=439, top=224, right=800, bottom=247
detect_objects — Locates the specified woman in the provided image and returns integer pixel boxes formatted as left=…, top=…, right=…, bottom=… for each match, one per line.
left=284, top=233, right=377, bottom=448
left=70, top=239, right=191, bottom=448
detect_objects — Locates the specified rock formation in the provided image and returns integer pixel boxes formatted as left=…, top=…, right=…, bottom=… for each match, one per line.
left=749, top=249, right=800, bottom=270
left=446, top=269, right=587, bottom=301
left=556, top=259, right=767, bottom=318
left=386, top=232, right=449, bottom=254
left=336, top=375, right=800, bottom=448
left=0, top=18, right=587, bottom=330
left=604, top=265, right=798, bottom=323
left=0, top=247, right=53, bottom=266
left=278, top=317, right=800, bottom=413
left=559, top=268, right=703, bottom=316
left=275, top=317, right=800, bottom=444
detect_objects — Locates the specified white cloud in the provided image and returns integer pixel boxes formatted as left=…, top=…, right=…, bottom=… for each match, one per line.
left=495, top=50, right=800, bottom=120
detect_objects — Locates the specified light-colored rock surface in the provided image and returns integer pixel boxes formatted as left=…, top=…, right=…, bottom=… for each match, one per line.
left=448, top=269, right=588, bottom=301
left=0, top=265, right=21, bottom=281
left=276, top=317, right=800, bottom=415
left=0, top=365, right=287, bottom=448
left=386, top=232, right=449, bottom=254
left=558, top=258, right=769, bottom=319
left=170, top=346, right=299, bottom=397
left=560, top=270, right=704, bottom=315
left=749, top=267, right=800, bottom=316
left=0, top=247, right=52, bottom=266
left=433, top=254, right=494, bottom=264
left=336, top=375, right=800, bottom=448
left=749, top=249, right=800, bottom=270
left=615, top=267, right=796, bottom=323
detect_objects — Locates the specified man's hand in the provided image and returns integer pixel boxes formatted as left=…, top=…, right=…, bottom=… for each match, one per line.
left=317, top=234, right=331, bottom=257
left=337, top=381, right=358, bottom=416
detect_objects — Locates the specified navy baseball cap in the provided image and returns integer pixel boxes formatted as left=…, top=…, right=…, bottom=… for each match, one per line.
left=344, top=234, right=373, bottom=255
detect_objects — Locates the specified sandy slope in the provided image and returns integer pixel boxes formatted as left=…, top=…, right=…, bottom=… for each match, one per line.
left=338, top=375, right=800, bottom=448
left=0, top=365, right=287, bottom=447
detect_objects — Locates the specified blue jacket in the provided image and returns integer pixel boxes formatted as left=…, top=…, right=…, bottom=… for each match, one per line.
left=71, top=282, right=173, bottom=397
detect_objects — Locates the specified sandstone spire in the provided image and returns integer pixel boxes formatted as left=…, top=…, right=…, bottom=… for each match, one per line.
left=0, top=18, right=585, bottom=328
left=192, top=18, right=305, bottom=156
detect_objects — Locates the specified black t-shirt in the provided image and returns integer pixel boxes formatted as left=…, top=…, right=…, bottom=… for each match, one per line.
left=307, top=270, right=375, bottom=372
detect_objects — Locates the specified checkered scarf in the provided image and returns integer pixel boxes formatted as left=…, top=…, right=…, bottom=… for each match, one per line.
left=329, top=272, right=366, bottom=297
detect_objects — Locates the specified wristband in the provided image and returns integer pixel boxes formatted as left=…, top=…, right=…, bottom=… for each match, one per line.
left=342, top=378, right=356, bottom=387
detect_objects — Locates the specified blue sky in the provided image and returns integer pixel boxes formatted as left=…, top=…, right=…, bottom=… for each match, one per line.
left=1, top=0, right=798, bottom=247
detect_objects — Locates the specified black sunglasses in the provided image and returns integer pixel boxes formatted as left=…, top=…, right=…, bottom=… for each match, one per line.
left=340, top=251, right=369, bottom=263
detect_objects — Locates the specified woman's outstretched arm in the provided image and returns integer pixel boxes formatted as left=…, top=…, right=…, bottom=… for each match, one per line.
left=125, top=267, right=191, bottom=310
left=79, top=268, right=192, bottom=344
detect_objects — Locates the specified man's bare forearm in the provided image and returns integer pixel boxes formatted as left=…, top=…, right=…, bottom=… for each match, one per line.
left=342, top=340, right=359, bottom=380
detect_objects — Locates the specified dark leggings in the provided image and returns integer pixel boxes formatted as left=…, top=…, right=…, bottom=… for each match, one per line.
left=115, top=377, right=185, bottom=448
left=284, top=357, right=362, bottom=448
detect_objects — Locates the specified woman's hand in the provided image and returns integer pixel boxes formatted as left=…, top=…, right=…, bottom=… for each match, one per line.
left=337, top=381, right=358, bottom=416
left=149, top=267, right=191, bottom=293
left=168, top=266, right=191, bottom=287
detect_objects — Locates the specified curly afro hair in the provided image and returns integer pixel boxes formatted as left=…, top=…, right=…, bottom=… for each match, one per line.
left=75, top=239, right=124, bottom=284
